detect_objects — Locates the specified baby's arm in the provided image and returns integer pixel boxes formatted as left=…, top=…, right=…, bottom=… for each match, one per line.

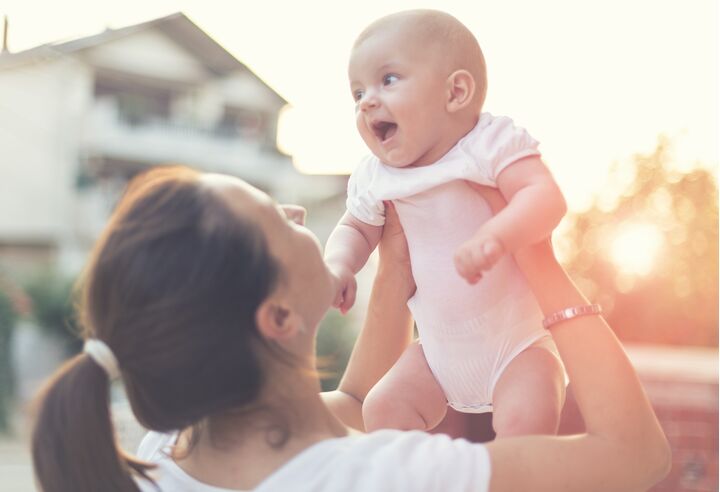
left=321, top=203, right=415, bottom=429
left=455, top=155, right=566, bottom=283
left=325, top=211, right=383, bottom=313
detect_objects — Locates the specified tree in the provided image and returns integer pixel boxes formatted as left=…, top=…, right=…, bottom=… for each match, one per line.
left=0, top=288, right=18, bottom=432
left=559, top=138, right=718, bottom=346
left=24, top=270, right=82, bottom=355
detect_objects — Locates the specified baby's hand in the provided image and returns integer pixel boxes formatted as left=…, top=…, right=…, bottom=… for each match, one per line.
left=329, top=265, right=357, bottom=314
left=453, top=235, right=505, bottom=284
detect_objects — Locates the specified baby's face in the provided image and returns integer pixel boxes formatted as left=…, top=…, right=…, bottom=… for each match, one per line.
left=349, top=29, right=452, bottom=167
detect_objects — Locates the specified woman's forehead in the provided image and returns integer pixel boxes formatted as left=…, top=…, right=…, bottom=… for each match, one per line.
left=200, top=173, right=273, bottom=215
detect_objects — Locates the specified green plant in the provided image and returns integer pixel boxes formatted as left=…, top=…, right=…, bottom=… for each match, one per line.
left=316, top=310, right=357, bottom=392
left=25, top=270, right=82, bottom=355
left=0, top=288, right=18, bottom=433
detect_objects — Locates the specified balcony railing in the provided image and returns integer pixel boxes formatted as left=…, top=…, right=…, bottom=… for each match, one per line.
left=81, top=100, right=288, bottom=183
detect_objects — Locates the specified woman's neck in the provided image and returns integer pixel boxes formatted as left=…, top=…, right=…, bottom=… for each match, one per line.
left=174, top=379, right=349, bottom=489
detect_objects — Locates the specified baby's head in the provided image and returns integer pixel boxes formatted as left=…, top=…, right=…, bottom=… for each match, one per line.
left=349, top=10, right=486, bottom=168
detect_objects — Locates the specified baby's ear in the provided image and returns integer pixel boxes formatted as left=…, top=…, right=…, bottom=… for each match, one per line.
left=445, top=70, right=476, bottom=113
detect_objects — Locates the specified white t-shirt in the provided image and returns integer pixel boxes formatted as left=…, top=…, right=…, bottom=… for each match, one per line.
left=135, top=429, right=491, bottom=492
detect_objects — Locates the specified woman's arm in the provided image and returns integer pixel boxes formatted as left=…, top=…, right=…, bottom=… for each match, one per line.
left=474, top=185, right=671, bottom=492
left=321, top=203, right=415, bottom=430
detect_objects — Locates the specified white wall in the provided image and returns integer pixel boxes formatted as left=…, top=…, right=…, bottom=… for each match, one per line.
left=82, top=30, right=209, bottom=83
left=219, top=71, right=284, bottom=112
left=0, top=58, right=91, bottom=245
left=0, top=28, right=341, bottom=275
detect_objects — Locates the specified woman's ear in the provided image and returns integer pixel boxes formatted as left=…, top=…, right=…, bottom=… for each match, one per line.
left=445, top=69, right=476, bottom=113
left=256, top=299, right=298, bottom=341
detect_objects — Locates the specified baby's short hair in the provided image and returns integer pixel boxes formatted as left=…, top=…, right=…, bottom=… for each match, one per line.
left=355, top=9, right=487, bottom=109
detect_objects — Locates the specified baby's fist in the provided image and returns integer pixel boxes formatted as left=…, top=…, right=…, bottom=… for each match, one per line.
left=454, top=236, right=505, bottom=284
left=330, top=265, right=357, bottom=314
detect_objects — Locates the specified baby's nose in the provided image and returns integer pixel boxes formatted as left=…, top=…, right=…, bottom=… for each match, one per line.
left=359, top=93, right=380, bottom=111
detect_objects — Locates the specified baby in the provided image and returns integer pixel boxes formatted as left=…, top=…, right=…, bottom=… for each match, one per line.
left=325, top=10, right=567, bottom=437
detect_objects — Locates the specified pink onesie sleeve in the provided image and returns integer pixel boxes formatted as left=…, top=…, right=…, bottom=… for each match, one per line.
left=346, top=155, right=386, bottom=226
left=468, top=115, right=541, bottom=185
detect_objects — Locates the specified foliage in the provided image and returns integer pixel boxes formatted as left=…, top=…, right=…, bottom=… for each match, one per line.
left=0, top=288, right=18, bottom=432
left=315, top=310, right=357, bottom=391
left=24, top=270, right=82, bottom=355
left=560, top=138, right=718, bottom=346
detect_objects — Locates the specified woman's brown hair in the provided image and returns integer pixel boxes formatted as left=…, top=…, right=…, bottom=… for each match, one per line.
left=32, top=166, right=281, bottom=492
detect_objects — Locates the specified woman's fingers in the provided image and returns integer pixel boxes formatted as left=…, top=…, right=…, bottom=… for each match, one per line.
left=379, top=201, right=416, bottom=296
left=379, top=202, right=410, bottom=260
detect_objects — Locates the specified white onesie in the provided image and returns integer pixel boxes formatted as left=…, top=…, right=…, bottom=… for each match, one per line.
left=347, top=113, right=559, bottom=413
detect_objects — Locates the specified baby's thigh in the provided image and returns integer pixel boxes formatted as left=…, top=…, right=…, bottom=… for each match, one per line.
left=364, top=341, right=447, bottom=429
left=492, top=345, right=566, bottom=435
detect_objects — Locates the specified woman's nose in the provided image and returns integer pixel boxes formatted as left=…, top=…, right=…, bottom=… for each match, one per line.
left=282, top=205, right=306, bottom=226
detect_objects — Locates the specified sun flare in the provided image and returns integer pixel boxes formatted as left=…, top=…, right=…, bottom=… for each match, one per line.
left=610, top=223, right=664, bottom=276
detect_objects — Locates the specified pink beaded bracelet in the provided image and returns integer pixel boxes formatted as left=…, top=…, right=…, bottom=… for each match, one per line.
left=542, top=304, right=603, bottom=329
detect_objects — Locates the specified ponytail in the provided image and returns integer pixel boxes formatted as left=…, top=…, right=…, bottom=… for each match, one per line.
left=32, top=167, right=287, bottom=489
left=32, top=355, right=154, bottom=492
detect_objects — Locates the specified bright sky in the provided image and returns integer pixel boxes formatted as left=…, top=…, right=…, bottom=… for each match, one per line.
left=1, top=0, right=717, bottom=211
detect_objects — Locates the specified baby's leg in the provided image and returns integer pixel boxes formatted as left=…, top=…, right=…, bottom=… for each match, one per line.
left=363, top=341, right=448, bottom=432
left=492, top=345, right=566, bottom=438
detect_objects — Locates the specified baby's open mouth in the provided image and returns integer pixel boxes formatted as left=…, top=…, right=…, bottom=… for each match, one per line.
left=372, top=121, right=398, bottom=142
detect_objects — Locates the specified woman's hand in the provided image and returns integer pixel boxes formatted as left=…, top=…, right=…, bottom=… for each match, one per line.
left=377, top=202, right=416, bottom=299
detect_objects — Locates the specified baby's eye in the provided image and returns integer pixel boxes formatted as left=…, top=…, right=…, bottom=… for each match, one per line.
left=353, top=89, right=364, bottom=102
left=383, top=74, right=399, bottom=86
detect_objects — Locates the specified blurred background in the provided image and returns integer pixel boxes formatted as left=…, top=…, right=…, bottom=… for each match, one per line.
left=0, top=1, right=716, bottom=491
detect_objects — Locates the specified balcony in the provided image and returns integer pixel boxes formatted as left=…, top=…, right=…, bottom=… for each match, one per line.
left=81, top=99, right=290, bottom=187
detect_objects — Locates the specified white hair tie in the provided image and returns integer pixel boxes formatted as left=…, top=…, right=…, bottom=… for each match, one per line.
left=83, top=339, right=120, bottom=380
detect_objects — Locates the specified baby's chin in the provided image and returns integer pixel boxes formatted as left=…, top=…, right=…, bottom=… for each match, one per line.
left=374, top=150, right=417, bottom=168
left=382, top=160, right=414, bottom=169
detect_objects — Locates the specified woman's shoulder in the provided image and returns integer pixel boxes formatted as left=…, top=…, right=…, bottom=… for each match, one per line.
left=351, top=429, right=490, bottom=466
left=352, top=430, right=491, bottom=491
left=135, top=431, right=231, bottom=492
left=137, top=430, right=177, bottom=461
left=272, top=430, right=491, bottom=492
left=133, top=429, right=490, bottom=492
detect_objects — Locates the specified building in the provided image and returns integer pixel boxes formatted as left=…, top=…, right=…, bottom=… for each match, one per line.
left=0, top=12, right=344, bottom=275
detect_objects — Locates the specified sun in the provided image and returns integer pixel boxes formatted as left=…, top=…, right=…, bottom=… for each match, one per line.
left=610, top=223, right=664, bottom=276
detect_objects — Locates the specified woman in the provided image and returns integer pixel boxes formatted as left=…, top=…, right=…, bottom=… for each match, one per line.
left=32, top=166, right=670, bottom=491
